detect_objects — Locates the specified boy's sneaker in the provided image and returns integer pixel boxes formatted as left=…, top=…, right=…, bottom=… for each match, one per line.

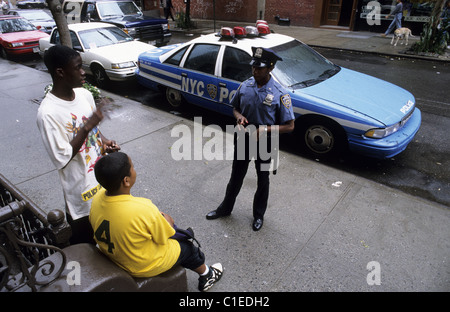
left=198, top=263, right=223, bottom=292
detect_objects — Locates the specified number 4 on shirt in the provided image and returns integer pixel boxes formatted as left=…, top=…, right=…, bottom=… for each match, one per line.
left=94, top=219, right=115, bottom=253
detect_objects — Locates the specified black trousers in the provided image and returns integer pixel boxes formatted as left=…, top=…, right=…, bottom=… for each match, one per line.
left=67, top=214, right=95, bottom=245
left=217, top=132, right=272, bottom=220
left=174, top=239, right=206, bottom=271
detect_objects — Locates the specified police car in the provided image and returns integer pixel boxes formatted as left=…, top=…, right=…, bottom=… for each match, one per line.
left=136, top=22, right=421, bottom=159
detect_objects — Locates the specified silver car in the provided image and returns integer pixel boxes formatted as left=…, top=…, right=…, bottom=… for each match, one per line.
left=7, top=9, right=55, bottom=34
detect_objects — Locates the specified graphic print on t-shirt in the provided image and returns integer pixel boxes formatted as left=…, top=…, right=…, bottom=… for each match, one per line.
left=65, top=112, right=103, bottom=173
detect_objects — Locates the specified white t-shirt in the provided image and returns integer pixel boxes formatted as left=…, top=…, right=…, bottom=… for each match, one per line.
left=37, top=88, right=103, bottom=219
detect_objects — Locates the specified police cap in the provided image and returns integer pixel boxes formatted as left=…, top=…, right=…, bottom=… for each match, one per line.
left=250, top=47, right=282, bottom=68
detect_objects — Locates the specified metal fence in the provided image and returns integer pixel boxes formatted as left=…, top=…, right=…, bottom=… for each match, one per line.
left=0, top=174, right=71, bottom=292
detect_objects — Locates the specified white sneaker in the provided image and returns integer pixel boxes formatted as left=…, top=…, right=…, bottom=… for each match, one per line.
left=198, top=263, right=223, bottom=291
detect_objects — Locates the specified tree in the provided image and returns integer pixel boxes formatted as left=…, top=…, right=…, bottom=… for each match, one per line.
left=184, top=0, right=191, bottom=28
left=411, top=0, right=448, bottom=54
left=46, top=0, right=72, bottom=48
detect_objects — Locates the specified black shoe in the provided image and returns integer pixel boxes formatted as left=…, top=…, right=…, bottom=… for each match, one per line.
left=198, top=263, right=223, bottom=292
left=252, top=218, right=263, bottom=231
left=206, top=210, right=230, bottom=220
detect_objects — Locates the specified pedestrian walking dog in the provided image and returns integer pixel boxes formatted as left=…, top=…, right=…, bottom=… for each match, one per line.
left=391, top=27, right=414, bottom=46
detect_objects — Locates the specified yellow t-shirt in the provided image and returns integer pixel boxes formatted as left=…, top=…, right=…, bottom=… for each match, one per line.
left=89, top=188, right=181, bottom=277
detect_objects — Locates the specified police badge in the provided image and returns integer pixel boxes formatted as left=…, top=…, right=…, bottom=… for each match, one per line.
left=263, top=94, right=274, bottom=106
left=207, top=84, right=217, bottom=100
left=281, top=94, right=292, bottom=109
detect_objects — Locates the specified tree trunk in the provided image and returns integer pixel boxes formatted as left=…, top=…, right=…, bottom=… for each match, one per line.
left=185, top=0, right=190, bottom=28
left=430, top=0, right=445, bottom=30
left=46, top=0, right=72, bottom=48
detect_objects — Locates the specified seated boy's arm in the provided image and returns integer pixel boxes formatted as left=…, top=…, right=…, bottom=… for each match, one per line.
left=161, top=212, right=174, bottom=227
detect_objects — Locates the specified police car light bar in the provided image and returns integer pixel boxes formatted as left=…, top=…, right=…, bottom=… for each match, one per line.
left=218, top=21, right=270, bottom=42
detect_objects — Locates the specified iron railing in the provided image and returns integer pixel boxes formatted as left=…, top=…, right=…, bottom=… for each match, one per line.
left=0, top=174, right=71, bottom=292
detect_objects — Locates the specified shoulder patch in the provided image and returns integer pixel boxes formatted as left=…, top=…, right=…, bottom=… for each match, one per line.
left=281, top=94, right=292, bottom=109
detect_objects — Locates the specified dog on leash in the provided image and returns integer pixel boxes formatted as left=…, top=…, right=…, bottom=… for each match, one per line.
left=391, top=28, right=414, bottom=46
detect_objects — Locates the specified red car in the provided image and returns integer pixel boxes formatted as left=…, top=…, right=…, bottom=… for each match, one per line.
left=0, top=15, right=49, bottom=59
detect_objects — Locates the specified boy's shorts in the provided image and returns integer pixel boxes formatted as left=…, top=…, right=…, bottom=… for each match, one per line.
left=174, top=239, right=205, bottom=270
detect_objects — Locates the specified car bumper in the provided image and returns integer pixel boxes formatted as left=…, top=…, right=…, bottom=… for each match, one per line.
left=347, top=108, right=422, bottom=159
left=105, top=67, right=138, bottom=81
left=6, top=46, right=40, bottom=56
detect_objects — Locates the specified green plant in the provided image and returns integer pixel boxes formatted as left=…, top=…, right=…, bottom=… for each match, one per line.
left=175, top=11, right=195, bottom=29
left=410, top=17, right=449, bottom=55
left=44, top=82, right=102, bottom=99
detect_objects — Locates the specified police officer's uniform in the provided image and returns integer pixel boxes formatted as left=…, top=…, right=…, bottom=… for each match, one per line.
left=206, top=47, right=295, bottom=231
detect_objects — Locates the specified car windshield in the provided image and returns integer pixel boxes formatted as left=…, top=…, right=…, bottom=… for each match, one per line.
left=0, top=18, right=36, bottom=33
left=19, top=10, right=53, bottom=21
left=97, top=1, right=142, bottom=18
left=78, top=27, right=133, bottom=49
left=271, top=40, right=340, bottom=89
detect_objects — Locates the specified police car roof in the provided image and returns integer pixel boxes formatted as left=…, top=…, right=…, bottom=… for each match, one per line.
left=191, top=32, right=296, bottom=56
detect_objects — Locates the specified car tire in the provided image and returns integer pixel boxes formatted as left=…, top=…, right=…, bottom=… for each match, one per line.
left=296, top=116, right=347, bottom=158
left=165, top=87, right=184, bottom=108
left=0, top=47, right=9, bottom=60
left=91, top=65, right=110, bottom=88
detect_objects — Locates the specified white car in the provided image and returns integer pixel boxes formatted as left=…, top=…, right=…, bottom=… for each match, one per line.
left=39, top=22, right=155, bottom=87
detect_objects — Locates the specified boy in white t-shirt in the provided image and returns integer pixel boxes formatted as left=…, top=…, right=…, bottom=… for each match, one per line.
left=37, top=45, right=120, bottom=244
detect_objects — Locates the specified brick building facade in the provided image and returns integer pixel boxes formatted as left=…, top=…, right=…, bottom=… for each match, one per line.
left=143, top=0, right=439, bottom=34
left=144, top=0, right=321, bottom=27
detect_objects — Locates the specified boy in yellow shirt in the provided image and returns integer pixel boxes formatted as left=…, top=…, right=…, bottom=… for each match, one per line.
left=90, top=152, right=223, bottom=291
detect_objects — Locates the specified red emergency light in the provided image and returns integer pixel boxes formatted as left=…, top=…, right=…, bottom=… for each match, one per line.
left=220, top=27, right=235, bottom=39
left=257, top=24, right=270, bottom=35
left=256, top=20, right=268, bottom=26
left=233, top=26, right=247, bottom=37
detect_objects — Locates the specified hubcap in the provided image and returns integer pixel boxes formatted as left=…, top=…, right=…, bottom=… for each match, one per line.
left=305, top=125, right=334, bottom=154
left=166, top=88, right=182, bottom=108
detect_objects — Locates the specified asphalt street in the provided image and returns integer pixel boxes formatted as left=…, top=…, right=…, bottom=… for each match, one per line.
left=1, top=21, right=449, bottom=294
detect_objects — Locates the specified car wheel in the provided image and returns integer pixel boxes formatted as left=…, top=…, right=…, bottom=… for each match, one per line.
left=296, top=117, right=347, bottom=158
left=0, top=47, right=9, bottom=60
left=91, top=65, right=110, bottom=88
left=165, top=87, right=184, bottom=108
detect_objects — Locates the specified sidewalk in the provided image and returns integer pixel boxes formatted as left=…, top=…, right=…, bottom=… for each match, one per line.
left=169, top=19, right=450, bottom=62
left=1, top=57, right=449, bottom=293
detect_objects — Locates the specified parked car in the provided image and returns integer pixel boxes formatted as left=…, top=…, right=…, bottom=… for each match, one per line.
left=6, top=9, right=56, bottom=34
left=39, top=22, right=155, bottom=87
left=62, top=0, right=171, bottom=45
left=0, top=15, right=49, bottom=59
left=136, top=25, right=421, bottom=159
left=16, top=0, right=47, bottom=9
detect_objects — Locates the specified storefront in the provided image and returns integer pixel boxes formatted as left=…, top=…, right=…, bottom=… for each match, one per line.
left=355, top=0, right=438, bottom=33
left=319, top=0, right=359, bottom=29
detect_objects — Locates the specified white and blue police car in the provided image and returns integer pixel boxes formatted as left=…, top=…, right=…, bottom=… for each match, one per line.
left=136, top=22, right=421, bottom=159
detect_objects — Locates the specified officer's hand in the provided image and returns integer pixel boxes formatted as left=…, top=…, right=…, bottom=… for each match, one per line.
left=236, top=115, right=248, bottom=130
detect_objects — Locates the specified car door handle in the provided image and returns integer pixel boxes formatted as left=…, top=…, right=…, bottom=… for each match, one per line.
left=181, top=73, right=188, bottom=77
left=219, top=82, right=227, bottom=88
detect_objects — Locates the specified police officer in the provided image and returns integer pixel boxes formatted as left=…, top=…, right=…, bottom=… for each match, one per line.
left=206, top=47, right=295, bottom=231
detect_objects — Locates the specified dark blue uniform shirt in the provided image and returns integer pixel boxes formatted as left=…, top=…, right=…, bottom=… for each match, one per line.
left=231, top=76, right=295, bottom=126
